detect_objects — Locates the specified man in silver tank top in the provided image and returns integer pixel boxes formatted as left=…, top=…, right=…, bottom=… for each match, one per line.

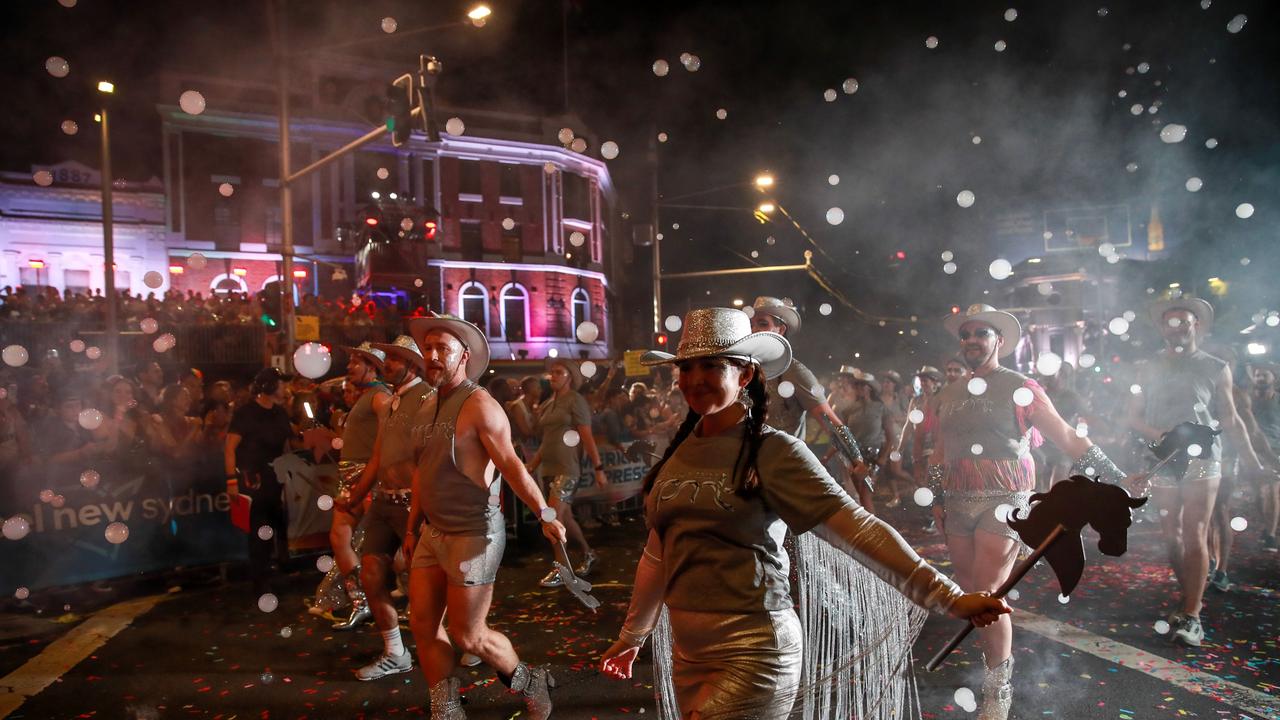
left=404, top=314, right=566, bottom=720
left=1127, top=297, right=1274, bottom=647
left=1248, top=364, right=1280, bottom=550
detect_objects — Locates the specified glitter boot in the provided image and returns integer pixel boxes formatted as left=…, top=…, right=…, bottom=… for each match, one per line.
left=428, top=676, right=466, bottom=720
left=508, top=661, right=555, bottom=720
left=333, top=569, right=371, bottom=630
left=979, top=655, right=1014, bottom=720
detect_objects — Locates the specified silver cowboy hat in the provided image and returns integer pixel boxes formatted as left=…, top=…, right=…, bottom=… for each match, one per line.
left=837, top=364, right=861, bottom=377
left=340, top=341, right=386, bottom=375
left=370, top=334, right=426, bottom=374
left=546, top=356, right=585, bottom=390
left=642, top=307, right=793, bottom=380
left=751, top=296, right=802, bottom=332
left=407, top=312, right=490, bottom=382
left=944, top=303, right=1022, bottom=358
left=1147, top=296, right=1214, bottom=337
left=915, top=365, right=943, bottom=382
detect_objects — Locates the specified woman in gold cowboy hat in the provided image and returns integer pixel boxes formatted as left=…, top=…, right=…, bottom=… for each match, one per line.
left=598, top=307, right=1008, bottom=719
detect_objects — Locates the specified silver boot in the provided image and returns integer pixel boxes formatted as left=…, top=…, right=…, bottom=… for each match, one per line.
left=332, top=570, right=371, bottom=631
left=979, top=655, right=1014, bottom=720
left=509, top=661, right=555, bottom=720
left=428, top=676, right=466, bottom=720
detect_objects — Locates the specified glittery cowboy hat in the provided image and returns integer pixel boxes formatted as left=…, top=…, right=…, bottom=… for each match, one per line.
left=546, top=356, right=585, bottom=390
left=751, top=296, right=802, bottom=332
left=944, top=303, right=1022, bottom=358
left=370, top=335, right=425, bottom=374
left=341, top=341, right=386, bottom=374
left=407, top=312, right=490, bottom=382
left=642, top=307, right=793, bottom=380
left=881, top=370, right=904, bottom=387
left=1147, top=296, right=1214, bottom=337
left=915, top=365, right=943, bottom=382
left=837, top=364, right=861, bottom=377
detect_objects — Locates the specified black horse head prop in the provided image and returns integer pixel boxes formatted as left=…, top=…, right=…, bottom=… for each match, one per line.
left=1006, top=475, right=1147, bottom=596
left=1149, top=421, right=1221, bottom=479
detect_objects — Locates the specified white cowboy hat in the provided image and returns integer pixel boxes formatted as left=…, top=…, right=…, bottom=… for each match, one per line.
left=837, top=364, right=861, bottom=377
left=1147, top=296, right=1214, bottom=337
left=370, top=334, right=426, bottom=374
left=546, top=357, right=585, bottom=390
left=642, top=307, right=793, bottom=380
left=944, top=303, right=1022, bottom=358
left=407, top=313, right=490, bottom=382
left=341, top=341, right=386, bottom=375
left=751, top=296, right=802, bottom=332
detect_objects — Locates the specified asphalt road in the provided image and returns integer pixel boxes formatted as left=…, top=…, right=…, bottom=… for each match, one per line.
left=1, top=502, right=1276, bottom=719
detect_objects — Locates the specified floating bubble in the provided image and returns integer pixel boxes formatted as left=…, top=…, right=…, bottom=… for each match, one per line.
left=925, top=36, right=939, bottom=49
left=280, top=626, right=293, bottom=638
left=33, top=170, right=54, bottom=187
left=332, top=437, right=344, bottom=450
left=1187, top=443, right=1203, bottom=458
left=1012, top=387, right=1034, bottom=407
left=104, top=522, right=129, bottom=544
left=971, top=443, right=984, bottom=455
left=46, top=56, right=70, bottom=78
left=261, top=672, right=274, bottom=684
left=580, top=361, right=598, bottom=379
left=14, top=587, right=30, bottom=600
left=179, top=90, right=206, bottom=115
left=972, top=135, right=983, bottom=144
left=1137, top=62, right=1151, bottom=74
left=956, top=190, right=975, bottom=208
left=1037, top=282, right=1054, bottom=296
left=842, top=78, right=859, bottom=94
left=576, top=321, right=600, bottom=343
left=1159, top=123, right=1188, bottom=144
left=1185, top=177, right=1203, bottom=192
left=682, top=54, right=701, bottom=71
left=943, top=262, right=958, bottom=275
left=889, top=451, right=902, bottom=463
left=562, top=429, right=581, bottom=448
left=994, top=40, right=1007, bottom=52
left=825, top=207, right=845, bottom=225
left=1229, top=516, right=1248, bottom=532
left=1205, top=138, right=1218, bottom=149
left=911, top=486, right=938, bottom=508
left=257, top=593, right=279, bottom=613
left=657, top=132, right=668, bottom=143
left=1129, top=384, right=1143, bottom=395
left=143, top=270, right=164, bottom=289
left=1036, top=352, right=1063, bottom=376
left=828, top=174, right=840, bottom=185
left=316, top=555, right=334, bottom=573
left=1058, top=593, right=1071, bottom=604
left=778, top=381, right=796, bottom=399
left=40, top=490, right=54, bottom=503
left=601, top=141, right=620, bottom=160
left=1008, top=588, right=1020, bottom=601
left=50, top=495, right=66, bottom=508
left=1130, top=104, right=1144, bottom=116
left=187, top=253, right=207, bottom=269
left=3, top=345, right=30, bottom=367
left=1226, top=14, right=1247, bottom=33
left=414, top=278, right=424, bottom=287
left=1235, top=203, right=1254, bottom=219
left=951, top=686, right=975, bottom=709
left=80, top=469, right=101, bottom=488
left=570, top=137, right=587, bottom=153
left=317, top=495, right=334, bottom=511
left=988, top=258, right=1012, bottom=280
left=540, top=507, right=557, bottom=522
left=1003, top=8, right=1018, bottom=21
left=908, top=408, right=925, bottom=424
left=61, top=120, right=79, bottom=135
left=445, top=117, right=465, bottom=136
left=548, top=348, right=559, bottom=358
left=823, top=88, right=838, bottom=102
left=967, top=377, right=988, bottom=396
left=652, top=59, right=669, bottom=76
left=819, top=303, right=833, bottom=316
left=78, top=408, right=104, bottom=430
left=293, top=342, right=331, bottom=379
left=3, top=516, right=31, bottom=541
left=1154, top=620, right=1170, bottom=634
left=1268, top=315, right=1280, bottom=328
left=381, top=16, right=397, bottom=33
left=1108, top=317, right=1130, bottom=335
left=543, top=161, right=557, bottom=174
left=664, top=315, right=683, bottom=332
left=940, top=250, right=954, bottom=262
left=994, top=503, right=1014, bottom=523
left=1125, top=162, right=1139, bottom=173
left=257, top=525, right=274, bottom=541
left=399, top=217, right=414, bottom=232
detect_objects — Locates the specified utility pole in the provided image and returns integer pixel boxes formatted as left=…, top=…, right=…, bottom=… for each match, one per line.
left=100, top=103, right=118, bottom=375
left=650, top=127, right=661, bottom=333
left=274, top=0, right=297, bottom=364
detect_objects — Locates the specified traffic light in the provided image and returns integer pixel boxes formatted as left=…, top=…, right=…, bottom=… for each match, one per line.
left=423, top=219, right=438, bottom=240
left=656, top=333, right=668, bottom=346
left=387, top=73, right=414, bottom=147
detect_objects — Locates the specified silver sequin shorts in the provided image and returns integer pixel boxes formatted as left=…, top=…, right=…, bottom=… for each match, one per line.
left=944, top=491, right=1032, bottom=541
left=667, top=608, right=803, bottom=719
left=1150, top=458, right=1222, bottom=489
left=410, top=517, right=505, bottom=587
left=545, top=473, right=582, bottom=505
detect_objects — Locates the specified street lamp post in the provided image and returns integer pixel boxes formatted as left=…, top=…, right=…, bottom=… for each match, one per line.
left=97, top=80, right=119, bottom=375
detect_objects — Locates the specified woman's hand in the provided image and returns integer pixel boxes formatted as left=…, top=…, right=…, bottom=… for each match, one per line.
left=599, top=639, right=641, bottom=680
left=593, top=468, right=608, bottom=489
left=948, top=592, right=1011, bottom=627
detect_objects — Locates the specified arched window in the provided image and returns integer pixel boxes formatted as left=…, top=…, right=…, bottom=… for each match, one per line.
left=571, top=287, right=590, bottom=332
left=458, top=281, right=489, bottom=335
left=210, top=273, right=249, bottom=296
left=261, top=275, right=283, bottom=291
left=499, top=282, right=529, bottom=342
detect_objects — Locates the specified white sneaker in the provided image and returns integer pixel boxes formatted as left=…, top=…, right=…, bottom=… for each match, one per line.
left=1174, top=616, right=1205, bottom=647
left=356, top=650, right=413, bottom=681
left=460, top=652, right=482, bottom=667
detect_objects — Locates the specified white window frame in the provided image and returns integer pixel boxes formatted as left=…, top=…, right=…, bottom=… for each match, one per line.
left=498, top=282, right=531, bottom=342
left=210, top=273, right=249, bottom=295
left=458, top=280, right=490, bottom=335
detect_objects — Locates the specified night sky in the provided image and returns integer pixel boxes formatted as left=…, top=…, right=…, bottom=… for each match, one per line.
left=4, top=0, right=1278, bottom=362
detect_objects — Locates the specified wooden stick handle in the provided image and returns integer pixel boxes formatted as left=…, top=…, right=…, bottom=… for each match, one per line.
left=925, top=523, right=1067, bottom=671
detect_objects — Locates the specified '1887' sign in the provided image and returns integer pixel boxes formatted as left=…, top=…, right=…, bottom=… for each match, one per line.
left=32, top=161, right=101, bottom=187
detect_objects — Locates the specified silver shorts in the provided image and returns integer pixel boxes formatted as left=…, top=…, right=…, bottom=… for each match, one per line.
left=1150, top=458, right=1222, bottom=489
left=411, top=520, right=505, bottom=587
left=545, top=474, right=582, bottom=504
left=667, top=608, right=803, bottom=719
left=944, top=491, right=1032, bottom=541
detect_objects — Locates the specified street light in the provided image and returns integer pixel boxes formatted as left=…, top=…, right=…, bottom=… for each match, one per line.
left=757, top=201, right=776, bottom=214
left=754, top=173, right=774, bottom=190
left=96, top=81, right=115, bottom=94
left=98, top=79, right=119, bottom=374
left=467, top=4, right=492, bottom=26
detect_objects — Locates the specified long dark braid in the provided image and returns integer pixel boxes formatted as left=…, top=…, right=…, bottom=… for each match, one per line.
left=642, top=408, right=701, bottom=494
left=730, top=366, right=770, bottom=495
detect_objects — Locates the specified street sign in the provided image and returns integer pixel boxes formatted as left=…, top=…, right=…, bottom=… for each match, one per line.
left=623, top=350, right=649, bottom=377
left=295, top=314, right=320, bottom=341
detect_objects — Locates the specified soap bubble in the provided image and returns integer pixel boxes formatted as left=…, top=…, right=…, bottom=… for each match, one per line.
left=1058, top=593, right=1071, bottom=604
left=971, top=443, right=984, bottom=455
left=257, top=593, right=279, bottom=613
left=1159, top=124, right=1188, bottom=144
left=601, top=141, right=620, bottom=160
left=3, top=345, right=30, bottom=367
left=1108, top=317, right=1130, bottom=335
left=187, top=253, right=207, bottom=269
left=1012, top=387, right=1034, bottom=407
left=1003, top=8, right=1018, bottom=21
left=908, top=409, right=925, bottom=424
left=682, top=55, right=701, bottom=71
left=179, top=90, right=206, bottom=115
left=1036, top=352, right=1063, bottom=376
left=569, top=230, right=586, bottom=247
left=1129, top=384, right=1143, bottom=395
left=14, top=587, right=30, bottom=600
left=1235, top=203, right=1254, bottom=219
left=1229, top=516, right=1247, bottom=532
left=967, top=377, right=988, bottom=396
left=1226, top=14, right=1247, bottom=33
left=152, top=333, right=176, bottom=353
left=828, top=174, right=840, bottom=185
left=50, top=494, right=66, bottom=508
left=257, top=525, right=274, bottom=541
left=316, top=555, right=334, bottom=573
left=777, top=381, right=796, bottom=399
left=3, top=516, right=32, bottom=541
left=956, top=190, right=975, bottom=208
left=652, top=60, right=669, bottom=76
left=78, top=408, right=104, bottom=430
left=280, top=627, right=293, bottom=638
left=562, top=429, right=581, bottom=448
left=1185, top=177, right=1203, bottom=192
left=994, top=40, right=1007, bottom=52
left=954, top=687, right=976, bottom=707
left=445, top=117, right=465, bottom=136
left=1187, top=443, right=1203, bottom=458
left=316, top=495, right=334, bottom=511
left=842, top=78, right=859, bottom=94
left=33, top=170, right=54, bottom=187
left=1205, top=138, right=1218, bottom=149
left=994, top=503, right=1014, bottom=523
left=143, top=271, right=164, bottom=289
left=502, top=217, right=516, bottom=231
left=80, top=469, right=101, bottom=488
left=943, top=262, right=958, bottom=275
left=46, top=57, right=70, bottom=78
left=61, top=120, right=79, bottom=135
left=818, top=303, right=833, bottom=316
left=293, top=342, right=332, bottom=379
left=332, top=438, right=344, bottom=450
left=826, top=207, right=845, bottom=225
left=571, top=137, right=587, bottom=153
left=381, top=16, right=397, bottom=33
left=580, top=361, right=597, bottom=379
left=104, top=522, right=129, bottom=544
left=1154, top=620, right=1170, bottom=634
left=925, top=36, right=939, bottom=49
left=823, top=88, right=838, bottom=102
left=576, top=321, right=600, bottom=343
left=1125, top=162, right=1139, bottom=173
left=376, top=167, right=390, bottom=180
left=988, top=258, right=1012, bottom=280
left=913, top=487, right=935, bottom=506
left=40, top=489, right=54, bottom=503
left=664, top=315, right=683, bottom=332
left=889, top=450, right=902, bottom=463
left=657, top=132, right=668, bottom=143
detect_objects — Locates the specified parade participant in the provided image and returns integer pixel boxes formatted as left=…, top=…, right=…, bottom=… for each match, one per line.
left=749, top=296, right=870, bottom=488
left=599, top=308, right=1008, bottom=719
left=821, top=365, right=874, bottom=508
left=879, top=370, right=916, bottom=506
left=225, top=367, right=296, bottom=595
left=333, top=336, right=434, bottom=680
left=405, top=314, right=566, bottom=720
left=911, top=365, right=943, bottom=473
left=525, top=357, right=608, bottom=586
left=928, top=304, right=1132, bottom=718
left=944, top=356, right=967, bottom=386
left=845, top=371, right=889, bottom=473
left=329, top=342, right=392, bottom=630
left=1247, top=363, right=1280, bottom=550
left=1126, top=297, right=1274, bottom=646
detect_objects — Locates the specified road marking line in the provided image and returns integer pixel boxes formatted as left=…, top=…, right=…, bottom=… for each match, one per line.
left=1014, top=609, right=1278, bottom=718
left=0, top=594, right=167, bottom=718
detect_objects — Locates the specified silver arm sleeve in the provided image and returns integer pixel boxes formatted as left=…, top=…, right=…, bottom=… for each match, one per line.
left=820, top=415, right=864, bottom=465
left=813, top=501, right=964, bottom=614
left=1070, top=444, right=1127, bottom=485
left=618, top=544, right=665, bottom=647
